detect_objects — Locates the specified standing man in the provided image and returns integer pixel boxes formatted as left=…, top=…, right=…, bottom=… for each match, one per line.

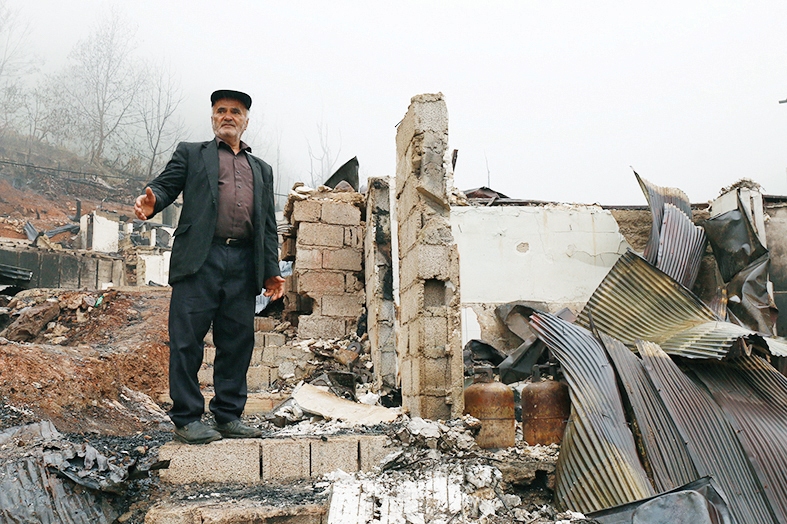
left=134, top=90, right=285, bottom=444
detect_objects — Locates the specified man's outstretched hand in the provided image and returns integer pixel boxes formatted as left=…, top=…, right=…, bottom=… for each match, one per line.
left=134, top=187, right=156, bottom=220
left=263, top=276, right=286, bottom=301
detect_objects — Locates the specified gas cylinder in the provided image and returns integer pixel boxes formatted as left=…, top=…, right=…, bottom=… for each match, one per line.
left=521, top=366, right=570, bottom=445
left=463, top=368, right=515, bottom=449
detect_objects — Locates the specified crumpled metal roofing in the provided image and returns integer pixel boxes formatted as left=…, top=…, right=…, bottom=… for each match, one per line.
left=528, top=312, right=655, bottom=513
left=637, top=340, right=778, bottom=524
left=655, top=203, right=707, bottom=289
left=635, top=171, right=693, bottom=266
left=601, top=333, right=697, bottom=493
left=577, top=250, right=765, bottom=360
left=688, top=355, right=787, bottom=523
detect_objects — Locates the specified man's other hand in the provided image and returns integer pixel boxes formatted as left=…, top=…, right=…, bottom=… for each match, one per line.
left=134, top=187, right=156, bottom=220
left=263, top=276, right=286, bottom=301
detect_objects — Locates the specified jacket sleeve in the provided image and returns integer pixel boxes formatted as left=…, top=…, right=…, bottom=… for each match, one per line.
left=145, top=142, right=189, bottom=218
left=262, top=164, right=281, bottom=281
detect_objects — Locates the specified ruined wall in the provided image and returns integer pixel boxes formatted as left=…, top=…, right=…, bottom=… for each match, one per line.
left=0, top=242, right=125, bottom=290
left=395, top=93, right=463, bottom=420
left=364, top=177, right=397, bottom=389
left=283, top=188, right=366, bottom=339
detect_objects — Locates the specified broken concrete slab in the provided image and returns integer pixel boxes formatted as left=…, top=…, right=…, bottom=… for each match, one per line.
left=292, top=383, right=400, bottom=425
left=144, top=501, right=328, bottom=524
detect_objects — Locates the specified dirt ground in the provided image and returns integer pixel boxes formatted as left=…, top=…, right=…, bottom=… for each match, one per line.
left=0, top=287, right=171, bottom=435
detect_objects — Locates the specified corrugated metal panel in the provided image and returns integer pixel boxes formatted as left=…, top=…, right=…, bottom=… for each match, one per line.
left=637, top=340, right=777, bottom=524
left=577, top=250, right=760, bottom=360
left=763, top=336, right=787, bottom=357
left=529, top=312, right=655, bottom=513
left=689, top=356, right=787, bottom=523
left=601, top=333, right=697, bottom=492
left=634, top=171, right=692, bottom=265
left=655, top=203, right=707, bottom=289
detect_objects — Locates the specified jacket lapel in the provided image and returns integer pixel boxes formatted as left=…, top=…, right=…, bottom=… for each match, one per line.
left=201, top=140, right=220, bottom=203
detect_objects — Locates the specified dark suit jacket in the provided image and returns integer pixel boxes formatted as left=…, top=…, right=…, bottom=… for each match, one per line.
left=145, top=140, right=280, bottom=293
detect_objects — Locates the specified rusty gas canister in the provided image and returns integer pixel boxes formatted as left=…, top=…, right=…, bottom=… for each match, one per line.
left=463, top=368, right=515, bottom=449
left=521, top=366, right=570, bottom=445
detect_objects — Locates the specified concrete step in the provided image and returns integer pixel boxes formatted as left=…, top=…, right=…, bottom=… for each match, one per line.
left=157, top=434, right=395, bottom=484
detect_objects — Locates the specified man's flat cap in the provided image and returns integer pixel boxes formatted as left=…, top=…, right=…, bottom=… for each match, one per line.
left=210, top=89, right=252, bottom=110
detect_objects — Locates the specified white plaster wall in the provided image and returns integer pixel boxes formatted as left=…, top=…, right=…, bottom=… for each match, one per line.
left=91, top=213, right=119, bottom=253
left=451, top=205, right=630, bottom=305
left=139, top=251, right=171, bottom=286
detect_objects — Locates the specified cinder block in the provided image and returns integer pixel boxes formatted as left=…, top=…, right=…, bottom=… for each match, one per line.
left=298, top=315, right=347, bottom=339
left=423, top=316, right=448, bottom=357
left=321, top=294, right=363, bottom=318
left=261, top=438, right=310, bottom=481
left=297, top=270, right=344, bottom=294
left=420, top=356, right=450, bottom=392
left=292, top=199, right=323, bottom=224
left=321, top=201, right=361, bottom=226
left=261, top=344, right=307, bottom=366
left=297, top=223, right=344, bottom=248
left=254, top=331, right=266, bottom=347
left=397, top=205, right=421, bottom=254
left=345, top=273, right=363, bottom=293
left=249, top=346, right=264, bottom=365
left=265, top=333, right=287, bottom=347
left=359, top=435, right=395, bottom=471
left=254, top=316, right=278, bottom=332
left=322, top=248, right=363, bottom=271
left=296, top=248, right=323, bottom=270
left=247, top=365, right=271, bottom=390
left=310, top=435, right=360, bottom=476
left=203, top=346, right=216, bottom=366
left=198, top=365, right=213, bottom=386
left=159, top=439, right=261, bottom=484
left=281, top=235, right=297, bottom=260
left=344, top=226, right=364, bottom=248
left=415, top=244, right=451, bottom=281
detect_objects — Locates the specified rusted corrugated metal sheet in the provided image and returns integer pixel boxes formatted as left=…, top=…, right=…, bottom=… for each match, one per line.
left=638, top=340, right=778, bottom=524
left=577, top=250, right=762, bottom=359
left=529, top=312, right=655, bottom=513
left=635, top=171, right=693, bottom=265
left=601, top=334, right=697, bottom=493
left=689, top=356, right=787, bottom=523
left=655, top=203, right=706, bottom=289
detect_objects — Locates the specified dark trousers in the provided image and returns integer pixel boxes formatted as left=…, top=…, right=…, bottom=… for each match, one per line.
left=167, top=242, right=257, bottom=427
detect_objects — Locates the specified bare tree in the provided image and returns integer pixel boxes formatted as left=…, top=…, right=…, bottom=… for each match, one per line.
left=307, top=121, right=341, bottom=188
left=58, top=10, right=143, bottom=164
left=0, top=1, right=33, bottom=135
left=136, top=61, right=185, bottom=179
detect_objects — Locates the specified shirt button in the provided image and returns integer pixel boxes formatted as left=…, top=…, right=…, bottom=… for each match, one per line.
left=237, top=203, right=241, bottom=207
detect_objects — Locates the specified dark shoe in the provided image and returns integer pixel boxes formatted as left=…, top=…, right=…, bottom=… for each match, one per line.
left=174, top=421, right=222, bottom=444
left=215, top=419, right=262, bottom=438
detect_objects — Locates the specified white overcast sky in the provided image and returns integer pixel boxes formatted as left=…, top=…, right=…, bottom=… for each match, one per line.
left=22, top=0, right=787, bottom=205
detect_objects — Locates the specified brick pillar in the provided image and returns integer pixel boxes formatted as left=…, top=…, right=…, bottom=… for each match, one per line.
left=365, top=177, right=397, bottom=389
left=395, top=93, right=463, bottom=419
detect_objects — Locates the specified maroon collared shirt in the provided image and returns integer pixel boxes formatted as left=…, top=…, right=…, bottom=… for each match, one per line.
left=214, top=138, right=254, bottom=240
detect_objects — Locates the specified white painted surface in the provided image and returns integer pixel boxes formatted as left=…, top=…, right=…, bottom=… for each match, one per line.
left=139, top=251, right=171, bottom=286
left=461, top=306, right=482, bottom=343
left=91, top=213, right=119, bottom=253
left=450, top=205, right=629, bottom=305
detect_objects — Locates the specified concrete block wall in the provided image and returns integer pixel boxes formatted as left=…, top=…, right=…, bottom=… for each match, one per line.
left=364, top=177, right=397, bottom=389
left=199, top=329, right=312, bottom=391
left=158, top=434, right=394, bottom=484
left=394, top=93, right=464, bottom=420
left=283, top=190, right=366, bottom=339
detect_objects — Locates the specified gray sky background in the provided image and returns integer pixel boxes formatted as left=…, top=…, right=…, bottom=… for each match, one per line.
left=22, top=0, right=787, bottom=205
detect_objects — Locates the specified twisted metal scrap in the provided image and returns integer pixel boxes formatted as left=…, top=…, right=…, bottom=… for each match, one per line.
left=529, top=312, right=654, bottom=513
left=601, top=333, right=697, bottom=493
left=578, top=250, right=765, bottom=360
left=688, top=355, right=787, bottom=523
left=638, top=341, right=778, bottom=524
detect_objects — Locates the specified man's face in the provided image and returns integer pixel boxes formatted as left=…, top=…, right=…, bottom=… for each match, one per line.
left=211, top=98, right=249, bottom=144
